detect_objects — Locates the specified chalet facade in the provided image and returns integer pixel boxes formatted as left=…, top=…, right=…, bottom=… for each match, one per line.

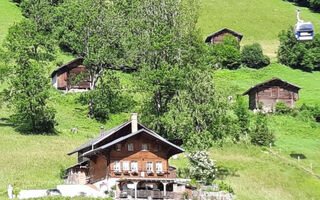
left=51, top=57, right=91, bottom=92
left=243, top=78, right=301, bottom=112
left=205, top=28, right=243, bottom=44
left=66, top=114, right=187, bottom=199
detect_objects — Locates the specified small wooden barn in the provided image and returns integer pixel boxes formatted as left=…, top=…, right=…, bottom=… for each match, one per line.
left=51, top=57, right=91, bottom=92
left=243, top=78, right=301, bottom=112
left=205, top=28, right=243, bottom=44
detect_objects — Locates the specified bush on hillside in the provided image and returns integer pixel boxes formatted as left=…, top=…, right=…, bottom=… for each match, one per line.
left=188, top=151, right=216, bottom=184
left=300, top=103, right=320, bottom=122
left=278, top=27, right=320, bottom=71
left=275, top=101, right=293, bottom=114
left=241, top=43, right=270, bottom=68
left=250, top=112, right=274, bottom=146
left=208, top=35, right=241, bottom=70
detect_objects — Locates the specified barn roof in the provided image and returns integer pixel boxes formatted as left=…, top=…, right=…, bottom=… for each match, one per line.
left=243, top=78, right=301, bottom=95
left=68, top=120, right=184, bottom=156
left=205, top=28, right=243, bottom=43
left=51, top=57, right=84, bottom=78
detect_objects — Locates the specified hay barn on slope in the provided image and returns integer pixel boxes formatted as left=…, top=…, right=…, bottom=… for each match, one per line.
left=51, top=57, right=91, bottom=92
left=243, top=78, right=301, bottom=112
left=205, top=28, right=243, bottom=44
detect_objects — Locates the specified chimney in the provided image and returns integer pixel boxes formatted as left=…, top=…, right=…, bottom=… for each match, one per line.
left=100, top=126, right=104, bottom=134
left=131, top=113, right=138, bottom=133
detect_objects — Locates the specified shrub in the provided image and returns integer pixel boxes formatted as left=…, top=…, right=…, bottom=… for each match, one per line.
left=208, top=35, right=241, bottom=69
left=218, top=182, right=234, bottom=194
left=241, top=43, right=270, bottom=68
left=250, top=112, right=275, bottom=146
left=299, top=103, right=320, bottom=122
left=188, top=151, right=216, bottom=184
left=275, top=101, right=292, bottom=114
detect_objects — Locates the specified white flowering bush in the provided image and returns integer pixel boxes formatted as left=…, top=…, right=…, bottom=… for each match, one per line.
left=188, top=151, right=216, bottom=184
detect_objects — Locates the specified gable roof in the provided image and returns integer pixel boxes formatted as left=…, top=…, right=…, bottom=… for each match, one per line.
left=243, top=78, right=301, bottom=95
left=51, top=57, right=84, bottom=78
left=205, top=28, right=243, bottom=43
left=81, top=128, right=184, bottom=157
left=67, top=121, right=131, bottom=155
left=68, top=121, right=184, bottom=156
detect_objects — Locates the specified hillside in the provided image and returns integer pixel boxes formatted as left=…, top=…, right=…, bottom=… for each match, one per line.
left=1, top=0, right=320, bottom=200
left=199, top=0, right=320, bottom=58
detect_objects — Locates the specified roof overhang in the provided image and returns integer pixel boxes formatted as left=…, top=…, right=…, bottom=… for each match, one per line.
left=81, top=129, right=184, bottom=158
left=51, top=57, right=84, bottom=78
left=205, top=28, right=243, bottom=43
left=243, top=78, right=301, bottom=96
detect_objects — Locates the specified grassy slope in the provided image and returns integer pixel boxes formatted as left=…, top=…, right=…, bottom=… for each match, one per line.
left=0, top=0, right=320, bottom=200
left=198, top=0, right=320, bottom=58
left=0, top=0, right=22, bottom=42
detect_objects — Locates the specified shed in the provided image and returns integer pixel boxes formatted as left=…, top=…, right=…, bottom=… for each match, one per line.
left=205, top=28, right=243, bottom=44
left=243, top=78, right=301, bottom=112
left=51, top=57, right=91, bottom=92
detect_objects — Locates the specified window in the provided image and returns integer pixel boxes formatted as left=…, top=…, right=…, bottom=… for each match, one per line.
left=131, top=161, right=138, bottom=172
left=146, top=162, right=153, bottom=172
left=123, top=161, right=130, bottom=171
left=128, top=143, right=134, bottom=151
left=156, top=161, right=163, bottom=172
left=114, top=161, right=121, bottom=172
left=142, top=144, right=148, bottom=151
left=116, top=143, right=121, bottom=151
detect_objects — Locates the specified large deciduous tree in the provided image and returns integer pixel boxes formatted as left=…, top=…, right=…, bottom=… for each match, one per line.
left=1, top=19, right=56, bottom=133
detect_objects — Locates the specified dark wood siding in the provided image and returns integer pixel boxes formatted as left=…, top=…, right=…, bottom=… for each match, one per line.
left=249, top=86, right=299, bottom=111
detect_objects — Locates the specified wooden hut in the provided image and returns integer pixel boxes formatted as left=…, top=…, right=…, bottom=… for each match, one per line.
left=243, top=78, right=301, bottom=112
left=205, top=28, right=243, bottom=44
left=51, top=57, right=91, bottom=92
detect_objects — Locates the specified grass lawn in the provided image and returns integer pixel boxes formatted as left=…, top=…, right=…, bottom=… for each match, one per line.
left=0, top=0, right=22, bottom=42
left=171, top=142, right=320, bottom=200
left=198, top=0, right=320, bottom=58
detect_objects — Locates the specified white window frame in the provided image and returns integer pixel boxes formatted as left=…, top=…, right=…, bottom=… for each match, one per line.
left=142, top=143, right=148, bottom=151
left=114, top=161, right=121, bottom=172
left=156, top=161, right=163, bottom=172
left=146, top=162, right=153, bottom=172
left=128, top=143, right=134, bottom=151
left=131, top=161, right=138, bottom=172
left=123, top=161, right=130, bottom=171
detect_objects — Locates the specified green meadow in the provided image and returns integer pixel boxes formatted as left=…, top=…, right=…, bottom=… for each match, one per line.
left=1, top=0, right=320, bottom=200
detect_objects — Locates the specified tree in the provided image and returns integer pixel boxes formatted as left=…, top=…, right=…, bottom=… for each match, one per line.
left=78, top=71, right=134, bottom=122
left=278, top=27, right=320, bottom=71
left=139, top=0, right=205, bottom=137
left=207, top=35, right=241, bottom=69
left=241, top=43, right=270, bottom=68
left=1, top=19, right=56, bottom=133
left=250, top=112, right=274, bottom=146
left=55, top=0, right=142, bottom=89
left=234, top=96, right=250, bottom=136
left=161, top=65, right=232, bottom=150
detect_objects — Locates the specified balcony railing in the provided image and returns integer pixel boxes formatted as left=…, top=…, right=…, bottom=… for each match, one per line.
left=110, top=170, right=170, bottom=177
left=120, top=189, right=164, bottom=199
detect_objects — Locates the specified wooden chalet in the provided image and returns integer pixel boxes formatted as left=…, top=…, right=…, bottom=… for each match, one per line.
left=243, top=78, right=301, bottom=112
left=205, top=28, right=243, bottom=44
left=66, top=113, right=187, bottom=199
left=51, top=57, right=91, bottom=92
